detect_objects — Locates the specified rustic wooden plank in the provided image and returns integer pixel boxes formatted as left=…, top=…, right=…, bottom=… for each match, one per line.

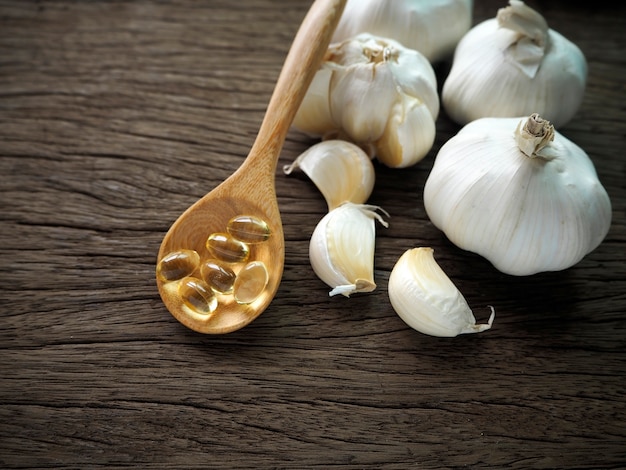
left=1, top=0, right=625, bottom=468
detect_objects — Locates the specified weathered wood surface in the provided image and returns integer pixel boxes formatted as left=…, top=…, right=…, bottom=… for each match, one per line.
left=0, top=1, right=624, bottom=468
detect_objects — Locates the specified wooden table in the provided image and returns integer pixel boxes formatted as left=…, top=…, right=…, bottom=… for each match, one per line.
left=1, top=1, right=624, bottom=468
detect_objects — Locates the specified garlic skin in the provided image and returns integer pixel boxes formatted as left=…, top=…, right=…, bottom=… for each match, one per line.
left=388, top=247, right=495, bottom=337
left=283, top=139, right=375, bottom=211
left=309, top=203, right=388, bottom=297
left=293, top=33, right=439, bottom=169
left=423, top=114, right=612, bottom=276
left=332, top=0, right=474, bottom=63
left=442, top=0, right=587, bottom=128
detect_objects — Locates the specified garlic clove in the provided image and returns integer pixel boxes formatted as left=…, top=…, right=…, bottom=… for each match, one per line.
left=291, top=67, right=335, bottom=137
left=386, top=47, right=439, bottom=121
left=283, top=139, right=376, bottom=211
left=376, top=94, right=437, bottom=168
left=388, top=247, right=494, bottom=337
left=309, top=202, right=388, bottom=297
left=331, top=0, right=474, bottom=63
left=442, top=0, right=587, bottom=128
left=329, top=43, right=398, bottom=143
left=423, top=114, right=612, bottom=276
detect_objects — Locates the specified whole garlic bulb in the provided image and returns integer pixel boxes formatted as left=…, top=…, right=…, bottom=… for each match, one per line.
left=293, top=33, right=439, bottom=169
left=283, top=139, right=375, bottom=211
left=442, top=0, right=587, bottom=128
left=331, top=0, right=474, bottom=63
left=388, top=247, right=495, bottom=337
left=423, top=114, right=612, bottom=276
left=309, top=202, right=388, bottom=297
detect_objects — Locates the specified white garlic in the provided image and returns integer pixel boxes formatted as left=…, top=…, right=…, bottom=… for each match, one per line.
left=283, top=139, right=376, bottom=211
left=332, top=0, right=474, bottom=63
left=309, top=202, right=388, bottom=297
left=388, top=247, right=495, bottom=337
left=442, top=0, right=587, bottom=128
left=423, top=114, right=612, bottom=276
left=293, top=33, right=439, bottom=169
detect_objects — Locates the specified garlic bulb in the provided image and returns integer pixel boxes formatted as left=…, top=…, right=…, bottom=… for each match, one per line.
left=283, top=139, right=375, bottom=211
left=423, top=114, right=612, bottom=276
left=293, top=33, right=439, bottom=169
left=309, top=202, right=388, bottom=297
left=332, top=0, right=474, bottom=63
left=388, top=247, right=495, bottom=337
left=442, top=0, right=587, bottom=128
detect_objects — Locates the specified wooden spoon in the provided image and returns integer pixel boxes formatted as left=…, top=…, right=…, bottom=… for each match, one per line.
left=156, top=0, right=347, bottom=334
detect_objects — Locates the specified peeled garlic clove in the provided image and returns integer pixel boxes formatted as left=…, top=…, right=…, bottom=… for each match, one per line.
left=442, top=0, right=587, bottom=128
left=283, top=139, right=376, bottom=211
left=388, top=247, right=495, bottom=337
left=293, top=33, right=439, bottom=169
left=423, top=114, right=612, bottom=276
left=332, top=0, right=474, bottom=63
left=309, top=202, right=388, bottom=297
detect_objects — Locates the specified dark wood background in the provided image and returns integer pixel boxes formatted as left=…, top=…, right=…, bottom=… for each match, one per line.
left=1, top=1, right=624, bottom=468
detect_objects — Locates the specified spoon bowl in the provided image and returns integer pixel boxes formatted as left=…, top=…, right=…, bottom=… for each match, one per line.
left=156, top=0, right=346, bottom=334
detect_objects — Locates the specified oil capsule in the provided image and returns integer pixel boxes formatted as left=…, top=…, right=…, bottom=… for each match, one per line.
left=178, top=277, right=218, bottom=315
left=233, top=261, right=269, bottom=304
left=227, top=215, right=271, bottom=244
left=206, top=232, right=249, bottom=263
left=201, top=259, right=237, bottom=294
left=157, top=249, right=200, bottom=282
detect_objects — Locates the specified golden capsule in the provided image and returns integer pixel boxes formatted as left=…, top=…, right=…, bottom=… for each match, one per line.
left=206, top=232, right=250, bottom=263
left=233, top=261, right=269, bottom=304
left=156, top=249, right=200, bottom=282
left=200, top=259, right=237, bottom=294
left=227, top=215, right=271, bottom=244
left=178, top=277, right=217, bottom=315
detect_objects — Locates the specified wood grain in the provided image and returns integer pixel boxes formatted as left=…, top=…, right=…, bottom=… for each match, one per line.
left=1, top=1, right=625, bottom=468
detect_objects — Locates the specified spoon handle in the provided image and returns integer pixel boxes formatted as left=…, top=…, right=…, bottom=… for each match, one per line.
left=243, top=0, right=346, bottom=175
